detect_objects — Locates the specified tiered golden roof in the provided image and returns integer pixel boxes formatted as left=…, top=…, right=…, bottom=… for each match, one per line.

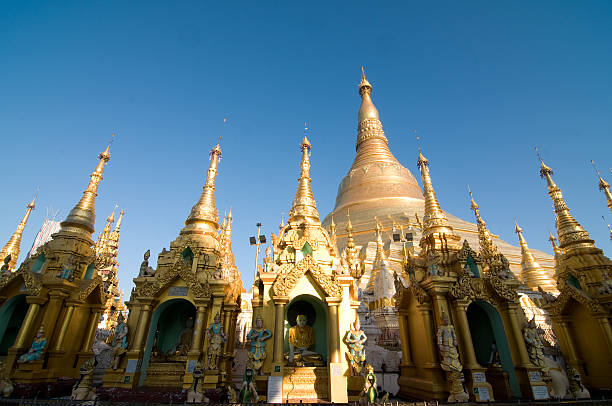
left=514, top=220, right=558, bottom=293
left=182, top=142, right=222, bottom=237
left=60, top=143, right=111, bottom=238
left=288, top=131, right=320, bottom=224
left=0, top=194, right=36, bottom=270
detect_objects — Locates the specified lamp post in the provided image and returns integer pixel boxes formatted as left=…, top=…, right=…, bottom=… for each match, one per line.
left=249, top=223, right=267, bottom=277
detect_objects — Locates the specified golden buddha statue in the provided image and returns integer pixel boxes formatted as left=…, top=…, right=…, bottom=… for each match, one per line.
left=287, top=314, right=322, bottom=365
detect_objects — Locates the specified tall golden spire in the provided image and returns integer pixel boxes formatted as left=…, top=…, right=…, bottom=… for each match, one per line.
left=417, top=150, right=454, bottom=238
left=288, top=125, right=320, bottom=224
left=0, top=194, right=36, bottom=270
left=515, top=220, right=558, bottom=293
left=224, top=207, right=233, bottom=239
left=345, top=211, right=359, bottom=278
left=114, top=209, right=124, bottom=232
left=469, top=189, right=499, bottom=262
left=592, top=161, right=612, bottom=215
left=61, top=141, right=111, bottom=237
left=539, top=154, right=595, bottom=250
left=182, top=141, right=222, bottom=236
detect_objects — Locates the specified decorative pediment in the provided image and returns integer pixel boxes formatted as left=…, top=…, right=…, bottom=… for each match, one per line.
left=273, top=255, right=342, bottom=298
left=544, top=284, right=603, bottom=317
left=137, top=258, right=211, bottom=299
left=457, top=239, right=481, bottom=265
left=450, top=262, right=517, bottom=305
left=78, top=276, right=106, bottom=303
left=0, top=269, right=42, bottom=296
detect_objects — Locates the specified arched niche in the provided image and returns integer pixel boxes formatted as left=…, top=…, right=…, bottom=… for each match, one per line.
left=467, top=300, right=520, bottom=397
left=139, top=298, right=196, bottom=386
left=284, top=294, right=328, bottom=362
left=0, top=294, right=28, bottom=355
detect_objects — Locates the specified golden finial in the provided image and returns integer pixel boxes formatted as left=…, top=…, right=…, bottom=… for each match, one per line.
left=416, top=149, right=453, bottom=238
left=0, top=192, right=37, bottom=270
left=279, top=212, right=285, bottom=230
left=536, top=149, right=594, bottom=250
left=605, top=217, right=612, bottom=241
left=330, top=215, right=336, bottom=236
left=357, top=67, right=380, bottom=125
left=468, top=188, right=499, bottom=262
left=183, top=139, right=223, bottom=235
left=60, top=138, right=113, bottom=238
left=289, top=129, right=320, bottom=224
left=345, top=210, right=359, bottom=278
left=592, top=160, right=612, bottom=215
left=114, top=209, right=124, bottom=231
left=515, top=219, right=558, bottom=293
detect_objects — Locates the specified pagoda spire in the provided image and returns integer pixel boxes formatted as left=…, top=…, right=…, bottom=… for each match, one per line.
left=182, top=141, right=222, bottom=235
left=374, top=217, right=387, bottom=263
left=538, top=154, right=595, bottom=250
left=345, top=211, right=360, bottom=279
left=0, top=194, right=36, bottom=270
left=114, top=209, right=124, bottom=232
left=515, top=220, right=558, bottom=293
left=288, top=125, right=320, bottom=224
left=60, top=141, right=111, bottom=238
left=355, top=67, right=389, bottom=152
left=591, top=161, right=612, bottom=215
left=469, top=189, right=499, bottom=262
left=417, top=150, right=454, bottom=238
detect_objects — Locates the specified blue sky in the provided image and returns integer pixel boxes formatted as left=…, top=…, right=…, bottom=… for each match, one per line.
left=1, top=1, right=611, bottom=295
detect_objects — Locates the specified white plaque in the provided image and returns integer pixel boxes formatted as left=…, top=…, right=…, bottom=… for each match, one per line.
left=125, top=359, right=138, bottom=373
left=529, top=371, right=542, bottom=382
left=532, top=385, right=549, bottom=400
left=475, top=386, right=490, bottom=401
left=331, top=364, right=342, bottom=377
left=168, top=286, right=189, bottom=296
left=472, top=372, right=486, bottom=383
left=267, top=376, right=283, bottom=403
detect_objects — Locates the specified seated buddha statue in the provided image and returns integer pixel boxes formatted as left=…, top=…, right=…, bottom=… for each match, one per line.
left=287, top=314, right=322, bottom=365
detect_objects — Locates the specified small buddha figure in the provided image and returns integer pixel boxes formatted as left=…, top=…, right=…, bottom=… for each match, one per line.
left=344, top=317, right=367, bottom=375
left=246, top=314, right=272, bottom=375
left=176, top=317, right=194, bottom=355
left=139, top=250, right=155, bottom=277
left=288, top=314, right=321, bottom=365
left=19, top=325, right=46, bottom=363
left=206, top=313, right=226, bottom=370
left=0, top=255, right=11, bottom=275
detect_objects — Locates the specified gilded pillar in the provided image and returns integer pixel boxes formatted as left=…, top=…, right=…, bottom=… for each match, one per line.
left=132, top=304, right=152, bottom=351
left=418, top=304, right=438, bottom=365
left=397, top=311, right=413, bottom=365
left=272, top=296, right=288, bottom=364
left=13, top=300, right=43, bottom=349
left=191, top=305, right=207, bottom=352
left=43, top=291, right=69, bottom=343
left=506, top=304, right=530, bottom=366
left=596, top=316, right=612, bottom=359
left=557, top=318, right=579, bottom=364
left=53, top=302, right=77, bottom=351
left=81, top=308, right=102, bottom=352
left=327, top=298, right=341, bottom=363
left=223, top=307, right=232, bottom=353
left=452, top=302, right=479, bottom=369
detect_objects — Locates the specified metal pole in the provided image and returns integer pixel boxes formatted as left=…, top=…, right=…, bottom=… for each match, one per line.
left=254, top=223, right=262, bottom=275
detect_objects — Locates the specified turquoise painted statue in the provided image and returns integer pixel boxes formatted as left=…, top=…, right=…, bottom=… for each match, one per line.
left=344, top=317, right=367, bottom=376
left=206, top=313, right=226, bottom=370
left=110, top=313, right=128, bottom=369
left=246, top=314, right=272, bottom=375
left=238, top=368, right=258, bottom=403
left=19, top=325, right=46, bottom=363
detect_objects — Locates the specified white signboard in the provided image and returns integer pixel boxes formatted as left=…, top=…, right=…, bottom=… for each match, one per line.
left=125, top=359, right=139, bottom=373
left=475, top=387, right=490, bottom=401
left=529, top=371, right=542, bottom=382
left=532, top=385, right=549, bottom=400
left=168, top=286, right=189, bottom=296
left=267, top=376, right=283, bottom=403
left=331, top=364, right=342, bottom=377
left=472, top=372, right=486, bottom=383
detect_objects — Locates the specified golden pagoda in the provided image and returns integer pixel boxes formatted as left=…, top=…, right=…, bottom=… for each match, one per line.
left=249, top=133, right=359, bottom=402
left=394, top=149, right=550, bottom=402
left=537, top=157, right=612, bottom=391
left=0, top=142, right=113, bottom=383
left=514, top=221, right=558, bottom=293
left=103, top=140, right=241, bottom=391
left=0, top=195, right=36, bottom=270
left=323, top=70, right=556, bottom=287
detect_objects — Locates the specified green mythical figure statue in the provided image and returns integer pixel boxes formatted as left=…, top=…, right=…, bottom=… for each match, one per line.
left=19, top=325, right=46, bottom=363
left=246, top=314, right=272, bottom=375
left=239, top=368, right=259, bottom=403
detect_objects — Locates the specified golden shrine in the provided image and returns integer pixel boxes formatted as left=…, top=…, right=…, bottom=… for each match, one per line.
left=102, top=141, right=242, bottom=391
left=0, top=142, right=115, bottom=383
left=249, top=133, right=359, bottom=403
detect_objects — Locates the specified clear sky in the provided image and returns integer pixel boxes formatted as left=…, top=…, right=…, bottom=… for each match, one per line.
left=1, top=1, right=611, bottom=296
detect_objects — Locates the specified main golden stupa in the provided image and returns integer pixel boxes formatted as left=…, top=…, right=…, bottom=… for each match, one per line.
left=322, top=70, right=555, bottom=285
